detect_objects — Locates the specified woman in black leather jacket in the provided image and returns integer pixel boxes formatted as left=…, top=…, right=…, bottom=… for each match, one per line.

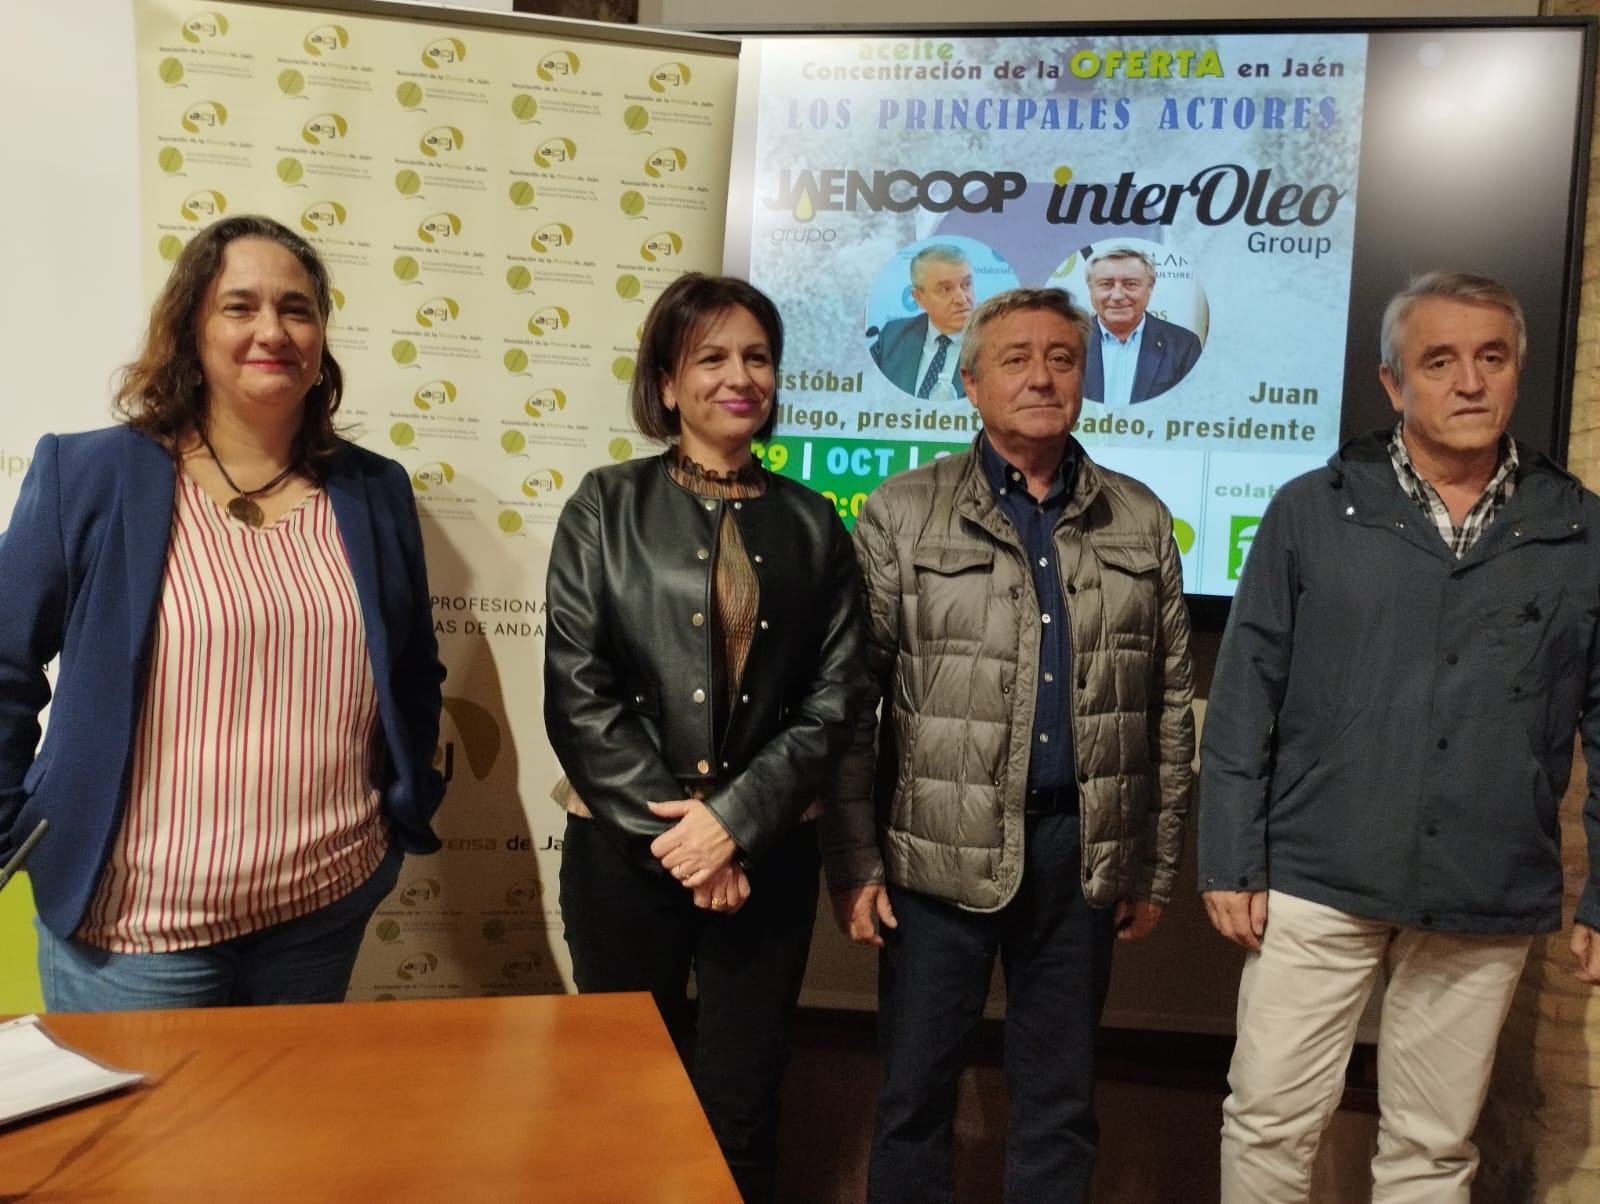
left=543, top=274, right=866, bottom=1203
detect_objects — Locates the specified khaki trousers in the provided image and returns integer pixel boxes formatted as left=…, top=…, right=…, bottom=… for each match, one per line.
left=1220, top=890, right=1531, bottom=1204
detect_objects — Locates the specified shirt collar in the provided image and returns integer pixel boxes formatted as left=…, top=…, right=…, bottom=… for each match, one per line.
left=1098, top=316, right=1146, bottom=346
left=1388, top=421, right=1518, bottom=486
left=979, top=433, right=1075, bottom=504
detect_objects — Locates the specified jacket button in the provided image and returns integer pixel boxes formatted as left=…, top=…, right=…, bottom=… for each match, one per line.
left=760, top=620, right=770, bottom=630
left=702, top=500, right=716, bottom=512
left=1445, top=653, right=1458, bottom=665
left=1236, top=876, right=1249, bottom=888
left=696, top=547, right=710, bottom=560
left=1437, top=737, right=1448, bottom=750
left=696, top=759, right=711, bottom=774
left=741, top=693, right=750, bottom=703
left=733, top=501, right=743, bottom=510
left=753, top=554, right=764, bottom=564
left=692, top=688, right=706, bottom=704
left=1066, top=584, right=1077, bottom=595
left=691, top=612, right=705, bottom=627
left=1420, top=913, right=1434, bottom=926
left=1077, top=677, right=1087, bottom=689
left=1425, top=824, right=1438, bottom=836
left=1077, top=771, right=1089, bottom=784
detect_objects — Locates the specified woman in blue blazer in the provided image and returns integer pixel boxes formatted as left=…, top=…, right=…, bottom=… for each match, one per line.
left=0, top=215, right=445, bottom=1010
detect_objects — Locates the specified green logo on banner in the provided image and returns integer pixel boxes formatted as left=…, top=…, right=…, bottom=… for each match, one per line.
left=1228, top=516, right=1261, bottom=580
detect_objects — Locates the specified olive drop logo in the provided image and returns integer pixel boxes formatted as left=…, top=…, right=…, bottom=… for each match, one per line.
left=527, top=307, right=570, bottom=337
left=421, top=37, right=466, bottom=69
left=180, top=11, right=228, bottom=42
left=511, top=94, right=540, bottom=124
left=300, top=201, right=347, bottom=233
left=180, top=190, right=226, bottom=222
left=524, top=388, right=567, bottom=418
left=537, top=50, right=579, bottom=80
left=439, top=695, right=503, bottom=781
left=640, top=231, right=683, bottom=263
left=644, top=147, right=686, bottom=178
left=530, top=223, right=573, bottom=254
left=180, top=101, right=227, bottom=133
left=303, top=24, right=349, bottom=57
left=418, top=212, right=462, bottom=244
left=415, top=297, right=459, bottom=329
left=521, top=468, right=565, bottom=498
left=648, top=62, right=691, bottom=92
left=414, top=380, right=458, bottom=411
left=533, top=137, right=576, bottom=168
left=411, top=462, right=457, bottom=492
left=505, top=880, right=544, bottom=908
left=301, top=113, right=348, bottom=146
left=420, top=126, right=465, bottom=159
left=396, top=952, right=439, bottom=981
left=400, top=879, right=442, bottom=907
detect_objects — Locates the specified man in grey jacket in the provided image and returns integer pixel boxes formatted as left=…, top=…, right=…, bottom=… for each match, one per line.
left=1200, top=271, right=1600, bottom=1203
left=824, top=286, right=1195, bottom=1203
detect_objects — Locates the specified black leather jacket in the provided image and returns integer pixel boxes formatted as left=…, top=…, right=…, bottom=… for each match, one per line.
left=544, top=454, right=867, bottom=870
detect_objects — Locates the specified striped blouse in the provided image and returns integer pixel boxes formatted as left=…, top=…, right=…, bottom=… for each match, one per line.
left=78, top=473, right=388, bottom=953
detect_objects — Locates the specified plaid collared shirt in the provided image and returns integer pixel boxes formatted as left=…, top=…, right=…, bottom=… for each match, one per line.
left=1388, top=423, right=1518, bottom=558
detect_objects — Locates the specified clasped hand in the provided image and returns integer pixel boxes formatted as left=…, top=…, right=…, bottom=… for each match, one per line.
left=649, top=799, right=748, bottom=913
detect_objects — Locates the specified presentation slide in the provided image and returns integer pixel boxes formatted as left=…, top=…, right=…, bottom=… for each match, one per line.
left=725, top=27, right=1592, bottom=599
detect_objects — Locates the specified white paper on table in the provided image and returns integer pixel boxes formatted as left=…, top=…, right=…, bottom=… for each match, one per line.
left=0, top=1014, right=145, bottom=1125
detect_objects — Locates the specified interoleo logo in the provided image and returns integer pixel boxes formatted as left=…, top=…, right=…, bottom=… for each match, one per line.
left=181, top=11, right=228, bottom=42
left=644, top=147, right=686, bottom=178
left=303, top=24, right=349, bottom=56
left=640, top=231, right=682, bottom=263
left=418, top=212, right=462, bottom=243
left=502, top=955, right=540, bottom=980
left=648, top=61, right=691, bottom=92
left=537, top=50, right=579, bottom=80
left=527, top=307, right=570, bottom=337
left=411, top=462, right=456, bottom=492
left=180, top=189, right=226, bottom=221
left=533, top=137, right=576, bottom=168
left=421, top=37, right=465, bottom=69
left=414, top=380, right=458, bottom=411
left=416, top=297, right=459, bottom=328
left=373, top=918, right=402, bottom=943
left=301, top=113, right=348, bottom=145
left=420, top=126, right=464, bottom=158
left=299, top=200, right=347, bottom=233
left=524, top=387, right=567, bottom=418
left=521, top=468, right=564, bottom=498
left=181, top=101, right=227, bottom=132
left=530, top=222, right=572, bottom=253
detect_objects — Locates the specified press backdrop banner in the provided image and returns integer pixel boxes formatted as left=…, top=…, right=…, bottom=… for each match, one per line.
left=131, top=0, right=739, bottom=999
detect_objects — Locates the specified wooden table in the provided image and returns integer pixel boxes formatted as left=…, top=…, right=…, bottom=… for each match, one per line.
left=1, top=993, right=740, bottom=1202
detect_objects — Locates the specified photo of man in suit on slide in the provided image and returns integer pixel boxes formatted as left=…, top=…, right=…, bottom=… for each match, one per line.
left=869, top=244, right=974, bottom=401
left=1083, top=245, right=1203, bottom=405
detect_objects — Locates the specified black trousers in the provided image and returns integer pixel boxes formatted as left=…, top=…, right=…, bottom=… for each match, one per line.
left=559, top=814, right=820, bottom=1204
left=869, top=812, right=1116, bottom=1204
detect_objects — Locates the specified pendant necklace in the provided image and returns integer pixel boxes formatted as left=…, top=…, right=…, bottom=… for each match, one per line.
left=197, top=431, right=299, bottom=528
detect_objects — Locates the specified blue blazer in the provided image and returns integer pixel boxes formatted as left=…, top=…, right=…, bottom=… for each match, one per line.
left=869, top=314, right=966, bottom=400
left=1083, top=314, right=1203, bottom=404
left=0, top=426, right=446, bottom=938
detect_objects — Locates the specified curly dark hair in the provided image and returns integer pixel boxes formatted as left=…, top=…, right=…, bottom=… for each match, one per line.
left=630, top=273, right=783, bottom=443
left=114, top=214, right=345, bottom=470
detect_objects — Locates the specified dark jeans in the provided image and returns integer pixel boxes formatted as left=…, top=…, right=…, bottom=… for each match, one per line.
left=869, top=812, right=1116, bottom=1204
left=559, top=814, right=820, bottom=1204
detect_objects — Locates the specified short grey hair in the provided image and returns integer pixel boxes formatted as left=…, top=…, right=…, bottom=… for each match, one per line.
left=909, top=243, right=971, bottom=290
left=959, top=287, right=1093, bottom=379
left=1086, top=245, right=1156, bottom=283
left=1380, top=271, right=1526, bottom=383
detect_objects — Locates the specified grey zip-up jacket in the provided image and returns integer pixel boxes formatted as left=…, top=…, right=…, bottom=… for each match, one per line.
left=1199, top=431, right=1600, bottom=935
left=822, top=437, right=1195, bottom=911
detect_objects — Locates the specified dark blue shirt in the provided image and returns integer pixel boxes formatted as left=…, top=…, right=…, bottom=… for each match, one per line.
left=979, top=435, right=1076, bottom=796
